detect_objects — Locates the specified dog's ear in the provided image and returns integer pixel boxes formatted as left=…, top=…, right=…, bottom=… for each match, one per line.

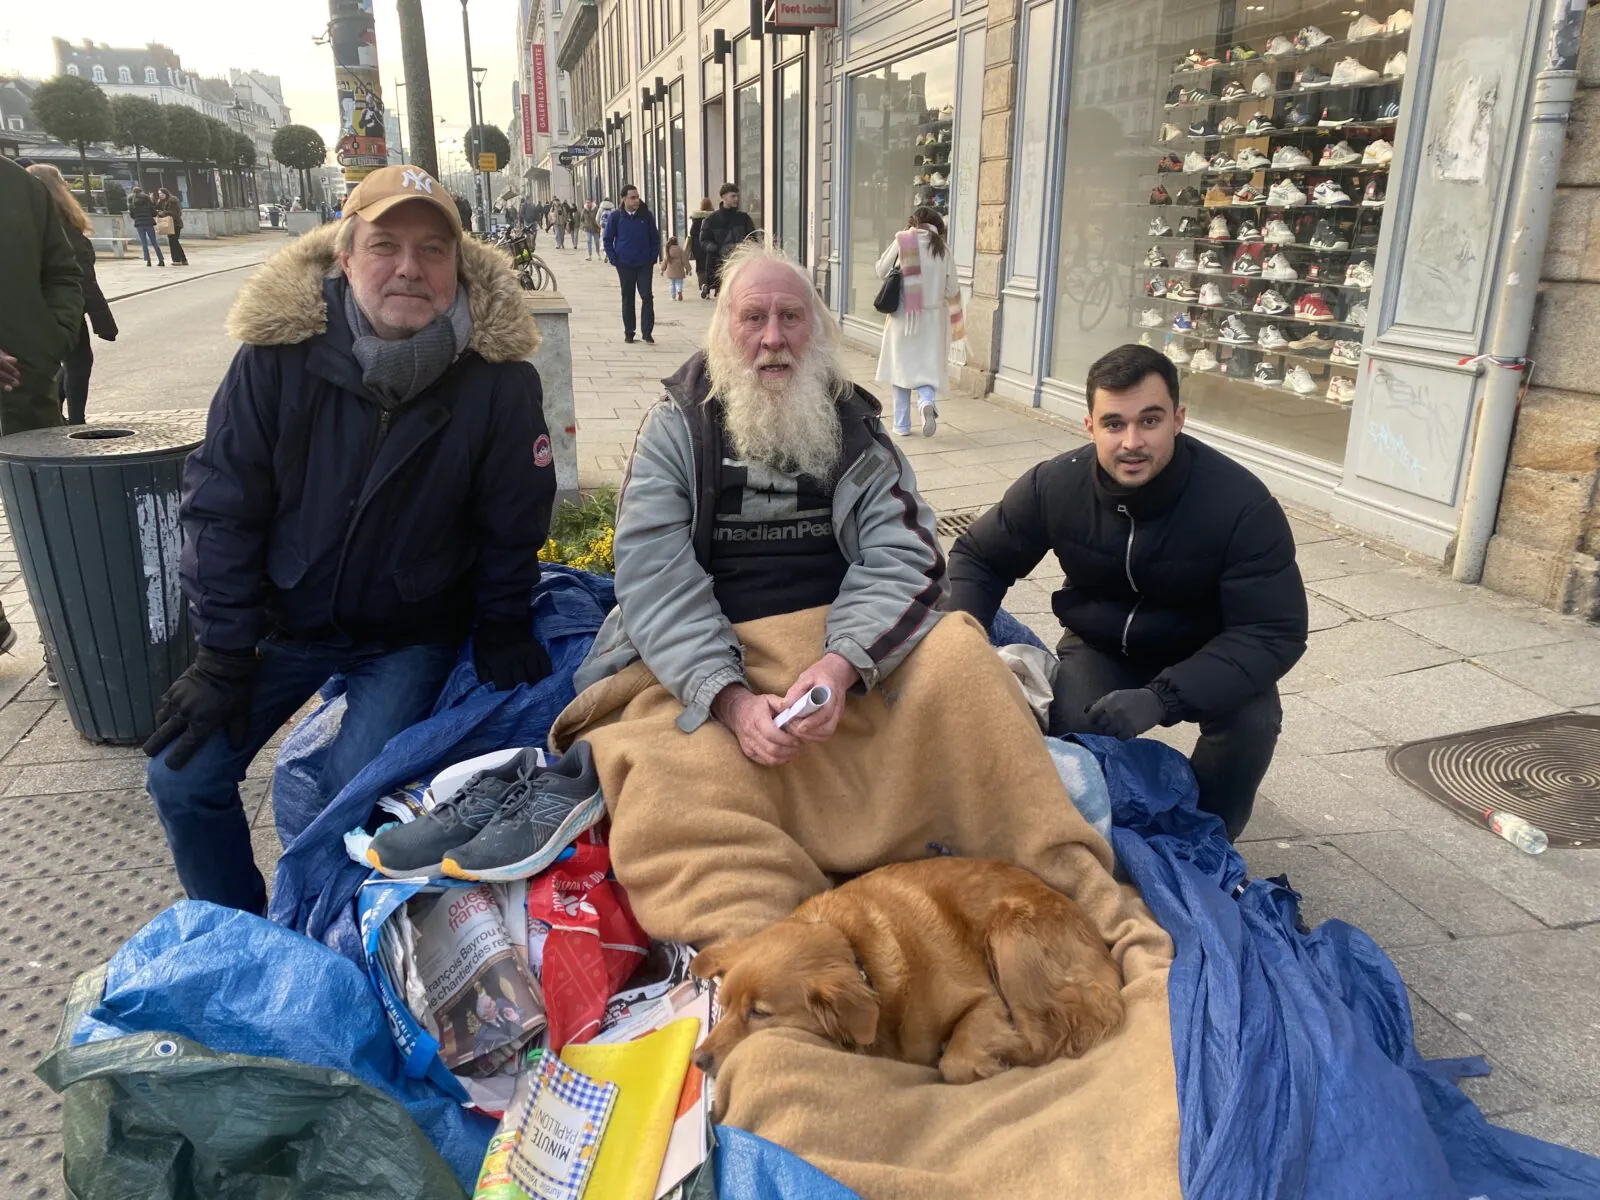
left=689, top=939, right=742, bottom=982
left=806, top=966, right=879, bottom=1049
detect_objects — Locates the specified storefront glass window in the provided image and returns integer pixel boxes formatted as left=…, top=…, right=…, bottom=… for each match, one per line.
left=845, top=42, right=957, bottom=322
left=735, top=80, right=763, bottom=223
left=670, top=79, right=687, bottom=236
left=734, top=32, right=759, bottom=82
left=703, top=55, right=723, bottom=100
left=775, top=60, right=806, bottom=258
left=1048, top=1, right=1413, bottom=464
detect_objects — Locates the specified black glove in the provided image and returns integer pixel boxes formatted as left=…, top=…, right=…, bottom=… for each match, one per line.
left=1085, top=688, right=1166, bottom=741
left=473, top=622, right=552, bottom=692
left=142, top=645, right=262, bottom=769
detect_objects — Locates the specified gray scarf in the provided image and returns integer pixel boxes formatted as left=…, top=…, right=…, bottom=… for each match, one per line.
left=344, top=283, right=473, bottom=409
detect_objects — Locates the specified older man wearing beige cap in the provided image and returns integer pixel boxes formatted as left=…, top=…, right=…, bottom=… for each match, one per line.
left=143, top=165, right=557, bottom=914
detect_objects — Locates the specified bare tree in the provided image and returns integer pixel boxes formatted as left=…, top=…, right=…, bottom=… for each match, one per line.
left=397, top=0, right=439, bottom=177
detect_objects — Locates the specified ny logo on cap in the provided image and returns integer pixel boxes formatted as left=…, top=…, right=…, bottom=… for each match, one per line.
left=400, top=167, right=433, bottom=194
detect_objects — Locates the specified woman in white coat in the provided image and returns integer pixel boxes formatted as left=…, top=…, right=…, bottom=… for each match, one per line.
left=874, top=206, right=964, bottom=437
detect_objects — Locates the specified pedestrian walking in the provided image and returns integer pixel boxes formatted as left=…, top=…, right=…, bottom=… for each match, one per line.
left=603, top=185, right=661, bottom=344
left=519, top=193, right=536, bottom=231
left=553, top=200, right=567, bottom=250
left=26, top=164, right=116, bottom=425
left=155, top=188, right=189, bottom=265
left=582, top=200, right=601, bottom=259
left=565, top=204, right=579, bottom=250
left=698, top=183, right=755, bottom=297
left=128, top=186, right=166, bottom=266
left=688, top=197, right=714, bottom=297
left=662, top=236, right=687, bottom=301
left=873, top=206, right=963, bottom=438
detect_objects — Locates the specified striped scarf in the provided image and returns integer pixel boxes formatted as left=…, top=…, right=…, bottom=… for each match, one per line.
left=895, top=227, right=965, bottom=343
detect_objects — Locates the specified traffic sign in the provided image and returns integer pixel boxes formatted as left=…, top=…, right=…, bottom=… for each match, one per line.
left=478, top=152, right=499, bottom=171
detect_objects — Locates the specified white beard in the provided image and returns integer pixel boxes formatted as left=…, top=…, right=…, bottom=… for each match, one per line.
left=706, top=337, right=845, bottom=481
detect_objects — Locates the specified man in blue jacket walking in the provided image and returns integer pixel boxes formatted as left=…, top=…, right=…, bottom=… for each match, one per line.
left=603, top=184, right=661, bottom=344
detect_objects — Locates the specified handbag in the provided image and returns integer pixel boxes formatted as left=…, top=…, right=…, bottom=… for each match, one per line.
left=156, top=215, right=175, bottom=236
left=873, top=267, right=903, bottom=315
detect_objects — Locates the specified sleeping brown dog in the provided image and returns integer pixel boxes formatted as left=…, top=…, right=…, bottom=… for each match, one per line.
left=689, top=856, right=1124, bottom=1084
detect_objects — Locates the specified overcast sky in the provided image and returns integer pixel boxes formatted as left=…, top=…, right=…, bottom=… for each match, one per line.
left=0, top=0, right=519, bottom=162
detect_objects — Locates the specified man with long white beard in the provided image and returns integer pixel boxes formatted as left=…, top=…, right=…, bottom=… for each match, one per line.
left=570, top=238, right=946, bottom=762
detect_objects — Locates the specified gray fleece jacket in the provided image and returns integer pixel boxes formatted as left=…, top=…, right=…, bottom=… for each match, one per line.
left=573, top=352, right=948, bottom=732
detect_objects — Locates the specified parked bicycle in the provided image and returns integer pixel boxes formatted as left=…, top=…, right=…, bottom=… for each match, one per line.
left=480, top=225, right=557, bottom=292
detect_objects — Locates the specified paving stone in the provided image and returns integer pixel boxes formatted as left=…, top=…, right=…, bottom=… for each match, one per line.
left=1496, top=1101, right=1600, bottom=1156
left=3, top=759, right=150, bottom=797
left=930, top=440, right=1062, bottom=471
left=2, top=704, right=147, bottom=767
left=1288, top=515, right=1340, bottom=545
left=1309, top=568, right=1473, bottom=616
left=1281, top=620, right=1458, bottom=692
left=0, top=870, right=182, bottom=986
left=1473, top=640, right=1600, bottom=708
left=1388, top=603, right=1572, bottom=657
left=0, top=1131, right=66, bottom=1200
left=1390, top=930, right=1600, bottom=1103
left=1258, top=751, right=1412, bottom=834
left=1240, top=838, right=1451, bottom=948
left=0, top=704, right=49, bottom=763
left=1294, top=539, right=1402, bottom=582
left=1277, top=694, right=1387, bottom=754
left=1304, top=595, right=1352, bottom=632
left=1330, top=831, right=1544, bottom=937
left=1407, top=991, right=1544, bottom=1117
left=1234, top=796, right=1307, bottom=842
left=1307, top=662, right=1564, bottom=743
left=0, top=984, right=71, bottom=1147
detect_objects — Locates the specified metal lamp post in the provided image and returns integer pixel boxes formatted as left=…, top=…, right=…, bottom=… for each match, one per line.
left=459, top=0, right=484, bottom=231
left=473, top=66, right=489, bottom=225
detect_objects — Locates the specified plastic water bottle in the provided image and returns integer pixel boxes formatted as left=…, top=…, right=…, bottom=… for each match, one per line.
left=1486, top=810, right=1549, bottom=855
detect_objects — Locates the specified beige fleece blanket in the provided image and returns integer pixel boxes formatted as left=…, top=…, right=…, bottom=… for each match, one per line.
left=550, top=609, right=1180, bottom=1199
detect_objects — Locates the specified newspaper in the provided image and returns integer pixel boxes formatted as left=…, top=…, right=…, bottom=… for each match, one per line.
left=409, top=885, right=547, bottom=1073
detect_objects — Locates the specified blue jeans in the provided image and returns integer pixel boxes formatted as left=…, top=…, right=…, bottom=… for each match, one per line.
left=586, top=230, right=600, bottom=257
left=146, top=637, right=456, bottom=913
left=892, top=385, right=937, bottom=434
left=670, top=278, right=684, bottom=299
left=136, top=225, right=165, bottom=265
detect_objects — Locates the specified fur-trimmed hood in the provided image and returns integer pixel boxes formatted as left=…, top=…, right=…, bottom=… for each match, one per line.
left=225, top=222, right=540, bottom=361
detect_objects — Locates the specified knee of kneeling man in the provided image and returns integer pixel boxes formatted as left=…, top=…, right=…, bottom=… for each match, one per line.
left=1227, top=693, right=1284, bottom=736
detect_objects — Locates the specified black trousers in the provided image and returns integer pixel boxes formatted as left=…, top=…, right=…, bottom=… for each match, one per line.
left=167, top=232, right=188, bottom=265
left=1047, top=637, right=1282, bottom=839
left=60, top=320, right=92, bottom=425
left=616, top=263, right=655, bottom=338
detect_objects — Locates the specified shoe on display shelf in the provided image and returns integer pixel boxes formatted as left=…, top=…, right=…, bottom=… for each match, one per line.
left=1204, top=185, right=1234, bottom=206
left=1220, top=80, right=1249, bottom=102
left=1263, top=218, right=1296, bottom=244
left=1362, top=138, right=1394, bottom=165
left=1385, top=9, right=1413, bottom=34
left=1288, top=328, right=1335, bottom=352
left=1303, top=258, right=1326, bottom=281
left=1150, top=184, right=1173, bottom=205
left=1376, top=100, right=1400, bottom=123
left=1165, top=86, right=1184, bottom=108
left=1263, top=35, right=1295, bottom=58
left=1145, top=276, right=1170, bottom=297
left=1159, top=153, right=1185, bottom=172
left=1139, top=308, right=1164, bottom=328
left=1330, top=340, right=1363, bottom=365
left=1296, top=65, right=1332, bottom=89
left=1266, top=179, right=1308, bottom=207
left=1346, top=299, right=1370, bottom=326
left=1209, top=151, right=1238, bottom=171
left=1177, top=215, right=1205, bottom=236
left=1258, top=323, right=1289, bottom=349
left=1174, top=247, right=1199, bottom=270
left=1181, top=49, right=1221, bottom=71
left=1383, top=52, right=1407, bottom=77
left=1145, top=246, right=1169, bottom=268
left=1294, top=292, right=1336, bottom=322
left=1164, top=338, right=1193, bottom=365
left=1160, top=122, right=1184, bottom=143
left=1263, top=252, right=1298, bottom=281
left=1190, top=348, right=1220, bottom=372
left=1229, top=44, right=1260, bottom=62
left=1198, top=282, right=1225, bottom=306
left=1251, top=72, right=1276, bottom=97
left=1169, top=279, right=1199, bottom=300
left=1236, top=218, right=1263, bottom=241
left=1344, top=260, right=1375, bottom=289
left=1148, top=216, right=1173, bottom=237
left=1326, top=377, right=1357, bottom=405
left=1309, top=218, right=1349, bottom=249
left=1317, top=106, right=1354, bottom=128
left=1254, top=360, right=1284, bottom=385
left=1320, top=140, right=1361, bottom=167
left=1330, top=57, right=1381, bottom=86
left=1232, top=247, right=1263, bottom=276
left=1171, top=311, right=1196, bottom=333
left=1286, top=365, right=1319, bottom=395
left=1172, top=185, right=1202, bottom=205
left=1233, top=184, right=1265, bottom=205
left=442, top=742, right=605, bottom=883
left=1296, top=25, right=1333, bottom=50
left=1219, top=314, right=1254, bottom=344
left=1208, top=214, right=1233, bottom=239
left=1198, top=249, right=1227, bottom=273
left=1347, top=14, right=1385, bottom=40
left=1253, top=288, right=1290, bottom=315
left=1184, top=150, right=1210, bottom=171
left=1226, top=351, right=1254, bottom=378
left=1193, top=314, right=1221, bottom=339
left=1243, top=113, right=1278, bottom=135
left=1283, top=104, right=1313, bottom=127
left=1186, top=126, right=1216, bottom=145
left=1313, top=179, right=1353, bottom=206
left=1218, top=116, right=1248, bottom=135
left=1223, top=284, right=1254, bottom=310
left=1272, top=145, right=1313, bottom=169
left=1237, top=147, right=1272, bottom=170
left=1185, top=87, right=1219, bottom=103
left=1138, top=332, right=1154, bottom=347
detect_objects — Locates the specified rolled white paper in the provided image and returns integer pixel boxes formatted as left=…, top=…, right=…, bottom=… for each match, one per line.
left=774, top=684, right=833, bottom=729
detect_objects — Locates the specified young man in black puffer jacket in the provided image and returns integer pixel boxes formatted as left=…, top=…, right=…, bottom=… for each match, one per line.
left=948, top=343, right=1307, bottom=838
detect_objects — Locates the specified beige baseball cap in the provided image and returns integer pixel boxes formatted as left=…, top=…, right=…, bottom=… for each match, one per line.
left=342, top=165, right=463, bottom=235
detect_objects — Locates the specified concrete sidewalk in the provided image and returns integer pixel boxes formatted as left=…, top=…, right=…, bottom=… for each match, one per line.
left=96, top=229, right=288, bottom=302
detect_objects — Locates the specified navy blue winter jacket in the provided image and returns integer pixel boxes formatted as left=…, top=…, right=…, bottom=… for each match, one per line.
left=604, top=203, right=661, bottom=268
left=181, top=225, right=555, bottom=652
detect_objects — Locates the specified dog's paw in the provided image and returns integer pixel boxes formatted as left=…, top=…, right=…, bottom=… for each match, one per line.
left=938, top=1049, right=1008, bottom=1084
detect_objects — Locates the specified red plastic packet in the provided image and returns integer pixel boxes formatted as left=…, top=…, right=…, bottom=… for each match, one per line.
left=525, top=827, right=649, bottom=1050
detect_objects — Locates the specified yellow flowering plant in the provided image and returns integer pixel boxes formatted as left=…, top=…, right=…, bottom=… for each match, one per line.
left=540, top=487, right=616, bottom=575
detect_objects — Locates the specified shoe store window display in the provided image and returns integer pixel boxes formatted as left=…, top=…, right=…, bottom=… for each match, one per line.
left=948, top=344, right=1308, bottom=840
left=874, top=206, right=965, bottom=437
left=141, top=166, right=557, bottom=917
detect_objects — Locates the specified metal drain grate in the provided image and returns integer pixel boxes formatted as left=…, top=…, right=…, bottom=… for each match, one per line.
left=935, top=507, right=986, bottom=538
left=1387, top=714, right=1600, bottom=848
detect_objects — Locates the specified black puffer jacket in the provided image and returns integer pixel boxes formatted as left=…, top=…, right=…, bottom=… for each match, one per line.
left=948, top=435, right=1307, bottom=721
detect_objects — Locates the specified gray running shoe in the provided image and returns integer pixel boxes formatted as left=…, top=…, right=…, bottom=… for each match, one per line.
left=366, top=749, right=545, bottom=877
left=442, top=742, right=604, bottom=882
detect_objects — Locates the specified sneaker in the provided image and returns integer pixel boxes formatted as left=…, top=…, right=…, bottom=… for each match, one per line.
left=1220, top=80, right=1248, bottom=102
left=1149, top=216, right=1173, bottom=237
left=1233, top=184, right=1264, bottom=205
left=1180, top=48, right=1220, bottom=71
left=367, top=748, right=548, bottom=877
left=1283, top=105, right=1313, bottom=128
left=1288, top=328, right=1335, bottom=352
left=1203, top=185, right=1233, bottom=207
left=1376, top=100, right=1400, bottom=123
left=1385, top=8, right=1413, bottom=34
left=1266, top=179, right=1308, bottom=207
left=1164, top=337, right=1192, bottom=365
left=1304, top=258, right=1326, bottom=282
left=1330, top=57, right=1381, bottom=86
left=1310, top=218, right=1349, bottom=249
left=1263, top=35, right=1295, bottom=57
left=1226, top=351, right=1254, bottom=379
left=1219, top=314, right=1254, bottom=344
left=1320, top=140, right=1360, bottom=167
left=1198, top=249, right=1227, bottom=273
left=1184, top=150, right=1210, bottom=172
left=1317, top=105, right=1354, bottom=128
left=1184, top=87, right=1219, bottom=104
left=1194, top=313, right=1221, bottom=338
left=1174, top=247, right=1199, bottom=270
left=1150, top=185, right=1173, bottom=205
left=1160, top=122, right=1184, bottom=143
left=1168, top=278, right=1199, bottom=300
left=1344, top=260, right=1375, bottom=289
left=441, top=742, right=605, bottom=882
left=1362, top=138, right=1394, bottom=165
left=1172, top=311, right=1196, bottom=333
left=1177, top=215, right=1205, bottom=236
left=1295, top=291, right=1335, bottom=321
left=1258, top=323, right=1289, bottom=349
left=1327, top=377, right=1357, bottom=406
left=1296, top=65, right=1332, bottom=89
left=1145, top=276, right=1169, bottom=297
left=1145, top=246, right=1169, bottom=268
left=1253, top=288, right=1290, bottom=315
left=1263, top=252, right=1298, bottom=280
left=1237, top=147, right=1272, bottom=170
left=921, top=402, right=938, bottom=437
left=1263, top=218, right=1296, bottom=244
left=1330, top=340, right=1363, bottom=365
left=1209, top=151, right=1239, bottom=171
left=1217, top=115, right=1247, bottom=136
left=1236, top=218, right=1263, bottom=242
left=1313, top=179, right=1353, bottom=206
left=1254, top=360, right=1284, bottom=385
left=1165, top=86, right=1184, bottom=108
left=1223, top=285, right=1254, bottom=310
left=1198, top=282, right=1224, bottom=306
left=1272, top=145, right=1313, bottom=169
left=1251, top=71, right=1276, bottom=97
left=1383, top=51, right=1407, bottom=77
left=1347, top=14, right=1385, bottom=39
left=1207, top=214, right=1233, bottom=239
left=1296, top=25, right=1332, bottom=50
left=1190, top=348, right=1219, bottom=372
left=1243, top=113, right=1277, bottom=135
left=1229, top=44, right=1260, bottom=62
left=1159, top=153, right=1185, bottom=173
left=1232, top=247, right=1263, bottom=276
left=1286, top=365, right=1318, bottom=395
left=1175, top=186, right=1204, bottom=205
left=0, top=620, right=14, bottom=656
left=1139, top=307, right=1164, bottom=327
left=1346, top=300, right=1370, bottom=326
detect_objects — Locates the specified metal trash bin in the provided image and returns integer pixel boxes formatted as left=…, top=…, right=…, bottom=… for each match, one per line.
left=0, top=416, right=206, bottom=744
